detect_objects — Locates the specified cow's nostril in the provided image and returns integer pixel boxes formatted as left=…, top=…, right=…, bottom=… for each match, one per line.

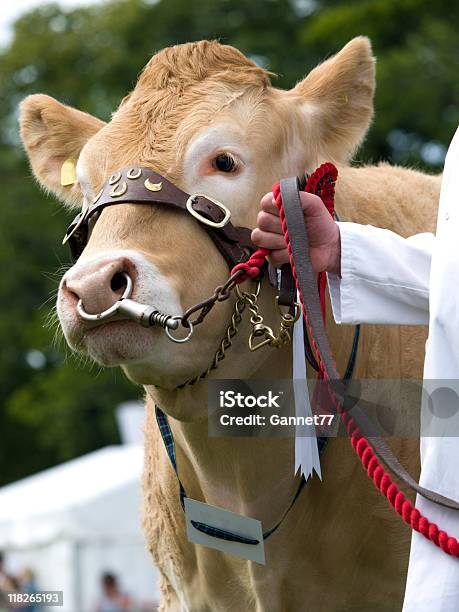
left=111, top=272, right=128, bottom=293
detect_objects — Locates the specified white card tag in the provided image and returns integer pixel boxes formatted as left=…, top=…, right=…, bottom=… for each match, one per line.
left=184, top=497, right=266, bottom=565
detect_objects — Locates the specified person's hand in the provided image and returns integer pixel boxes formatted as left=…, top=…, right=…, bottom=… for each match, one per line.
left=251, top=191, right=341, bottom=275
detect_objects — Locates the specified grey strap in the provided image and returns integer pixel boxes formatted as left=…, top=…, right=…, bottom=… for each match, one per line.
left=280, top=176, right=459, bottom=511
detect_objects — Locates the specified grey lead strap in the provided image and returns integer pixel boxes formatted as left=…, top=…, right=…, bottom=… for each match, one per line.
left=279, top=176, right=459, bottom=511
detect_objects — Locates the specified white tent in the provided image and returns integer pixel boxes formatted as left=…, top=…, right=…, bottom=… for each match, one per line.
left=0, top=445, right=160, bottom=611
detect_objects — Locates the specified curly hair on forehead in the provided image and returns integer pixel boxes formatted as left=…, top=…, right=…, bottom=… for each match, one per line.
left=136, top=40, right=272, bottom=92
left=105, top=41, right=274, bottom=180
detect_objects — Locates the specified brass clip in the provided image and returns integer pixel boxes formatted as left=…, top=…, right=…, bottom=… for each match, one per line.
left=236, top=286, right=301, bottom=352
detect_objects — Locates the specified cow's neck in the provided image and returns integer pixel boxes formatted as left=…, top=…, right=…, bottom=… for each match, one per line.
left=334, top=163, right=440, bottom=233
left=146, top=302, right=300, bottom=525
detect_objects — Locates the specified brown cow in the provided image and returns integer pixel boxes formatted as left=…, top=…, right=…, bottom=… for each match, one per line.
left=19, top=38, right=440, bottom=611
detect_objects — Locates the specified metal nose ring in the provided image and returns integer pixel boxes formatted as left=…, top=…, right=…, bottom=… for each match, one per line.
left=76, top=272, right=133, bottom=322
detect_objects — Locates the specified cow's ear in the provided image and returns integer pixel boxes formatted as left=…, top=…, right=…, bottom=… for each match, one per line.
left=19, top=94, right=105, bottom=208
left=290, top=37, right=375, bottom=163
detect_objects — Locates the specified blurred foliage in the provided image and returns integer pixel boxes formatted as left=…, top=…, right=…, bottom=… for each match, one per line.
left=0, top=0, right=458, bottom=485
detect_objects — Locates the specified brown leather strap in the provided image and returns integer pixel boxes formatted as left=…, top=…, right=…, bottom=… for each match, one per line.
left=65, top=166, right=254, bottom=267
left=280, top=176, right=459, bottom=511
left=278, top=264, right=297, bottom=308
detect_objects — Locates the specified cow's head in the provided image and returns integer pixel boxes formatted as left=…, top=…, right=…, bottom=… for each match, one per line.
left=19, top=38, right=374, bottom=390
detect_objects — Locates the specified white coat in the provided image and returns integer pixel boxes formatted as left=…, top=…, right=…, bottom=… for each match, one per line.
left=327, top=126, right=459, bottom=611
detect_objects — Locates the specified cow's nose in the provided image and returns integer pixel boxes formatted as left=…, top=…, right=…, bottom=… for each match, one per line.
left=63, top=257, right=137, bottom=316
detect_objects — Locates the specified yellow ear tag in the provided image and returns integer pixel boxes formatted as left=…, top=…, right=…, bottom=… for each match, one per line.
left=60, top=158, right=77, bottom=186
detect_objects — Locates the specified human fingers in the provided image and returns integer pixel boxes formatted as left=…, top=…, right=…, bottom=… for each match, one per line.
left=267, top=249, right=289, bottom=267
left=260, top=192, right=279, bottom=216
left=251, top=228, right=287, bottom=251
left=256, top=210, right=283, bottom=234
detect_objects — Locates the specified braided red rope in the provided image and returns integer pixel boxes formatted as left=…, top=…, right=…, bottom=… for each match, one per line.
left=232, top=247, right=270, bottom=282
left=231, top=163, right=459, bottom=557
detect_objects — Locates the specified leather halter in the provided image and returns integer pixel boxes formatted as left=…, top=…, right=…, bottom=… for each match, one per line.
left=63, top=165, right=255, bottom=265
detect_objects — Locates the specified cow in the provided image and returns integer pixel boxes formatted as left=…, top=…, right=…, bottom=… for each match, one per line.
left=19, top=37, right=439, bottom=610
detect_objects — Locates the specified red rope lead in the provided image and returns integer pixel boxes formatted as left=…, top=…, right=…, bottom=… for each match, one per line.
left=231, top=163, right=459, bottom=558
left=232, top=248, right=270, bottom=282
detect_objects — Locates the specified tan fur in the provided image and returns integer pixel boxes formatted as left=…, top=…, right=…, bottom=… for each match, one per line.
left=19, top=94, right=105, bottom=206
left=19, top=38, right=440, bottom=611
left=291, top=37, right=376, bottom=163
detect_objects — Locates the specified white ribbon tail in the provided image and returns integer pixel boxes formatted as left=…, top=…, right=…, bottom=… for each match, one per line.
left=293, top=300, right=321, bottom=480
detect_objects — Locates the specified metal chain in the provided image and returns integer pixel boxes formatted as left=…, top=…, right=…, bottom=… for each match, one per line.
left=179, top=280, right=300, bottom=387
left=236, top=286, right=301, bottom=351
left=178, top=291, right=248, bottom=387
left=180, top=269, right=245, bottom=329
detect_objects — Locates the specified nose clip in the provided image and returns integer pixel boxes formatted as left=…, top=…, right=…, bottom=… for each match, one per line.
left=117, top=299, right=179, bottom=330
left=76, top=272, right=190, bottom=341
left=77, top=272, right=133, bottom=322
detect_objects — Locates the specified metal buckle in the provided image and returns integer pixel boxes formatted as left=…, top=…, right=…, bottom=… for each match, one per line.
left=62, top=211, right=85, bottom=245
left=62, top=197, right=91, bottom=246
left=186, top=194, right=231, bottom=229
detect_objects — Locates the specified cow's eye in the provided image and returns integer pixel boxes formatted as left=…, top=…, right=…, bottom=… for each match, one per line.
left=213, top=153, right=237, bottom=173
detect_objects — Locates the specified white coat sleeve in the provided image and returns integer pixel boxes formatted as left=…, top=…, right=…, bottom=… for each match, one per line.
left=402, top=125, right=459, bottom=612
left=327, top=222, right=435, bottom=325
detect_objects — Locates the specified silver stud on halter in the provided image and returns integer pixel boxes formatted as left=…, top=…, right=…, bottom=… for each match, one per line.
left=76, top=272, right=193, bottom=342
